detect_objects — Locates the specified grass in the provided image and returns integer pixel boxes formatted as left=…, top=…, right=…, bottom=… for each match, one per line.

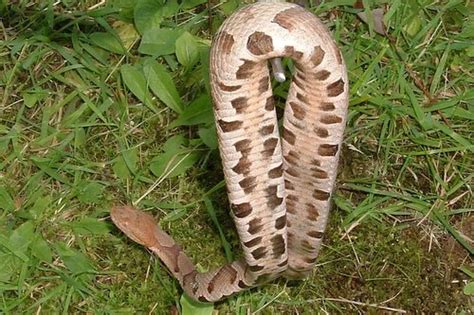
left=0, top=0, right=473, bottom=313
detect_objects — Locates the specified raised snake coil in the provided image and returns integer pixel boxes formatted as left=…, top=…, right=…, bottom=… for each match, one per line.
left=111, top=2, right=348, bottom=302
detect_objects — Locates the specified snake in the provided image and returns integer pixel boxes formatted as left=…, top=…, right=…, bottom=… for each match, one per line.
left=111, top=1, right=348, bottom=302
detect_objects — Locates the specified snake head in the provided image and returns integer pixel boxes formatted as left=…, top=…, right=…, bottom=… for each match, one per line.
left=110, top=205, right=159, bottom=248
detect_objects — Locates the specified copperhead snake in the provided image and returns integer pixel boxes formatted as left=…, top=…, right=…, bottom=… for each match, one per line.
left=111, top=1, right=348, bottom=302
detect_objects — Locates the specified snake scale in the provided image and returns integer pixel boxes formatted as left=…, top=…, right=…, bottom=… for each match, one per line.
left=111, top=1, right=348, bottom=302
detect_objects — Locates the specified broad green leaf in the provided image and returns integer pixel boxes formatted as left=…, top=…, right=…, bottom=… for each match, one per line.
left=459, top=15, right=474, bottom=39
left=56, top=243, right=95, bottom=276
left=74, top=127, right=86, bottom=148
left=79, top=41, right=109, bottom=67
left=71, top=217, right=111, bottom=235
left=122, top=146, right=139, bottom=174
left=170, top=94, right=213, bottom=128
left=74, top=182, right=105, bottom=204
left=404, top=15, right=422, bottom=37
left=29, top=195, right=52, bottom=220
left=0, top=187, right=15, bottom=211
left=143, top=59, right=183, bottom=113
left=0, top=233, right=29, bottom=262
left=138, top=27, right=183, bottom=56
left=134, top=0, right=164, bottom=35
left=31, top=236, right=53, bottom=263
left=113, top=156, right=130, bottom=179
left=198, top=126, right=217, bottom=149
left=467, top=46, right=474, bottom=57
left=112, top=147, right=138, bottom=179
left=150, top=150, right=200, bottom=179
left=464, top=282, right=474, bottom=295
left=21, top=49, right=46, bottom=70
left=22, top=89, right=48, bottom=108
left=219, top=0, right=239, bottom=15
left=0, top=254, right=17, bottom=282
left=9, top=221, right=35, bottom=254
left=149, top=135, right=200, bottom=178
left=175, top=32, right=199, bottom=68
left=110, top=0, right=135, bottom=21
left=120, top=64, right=158, bottom=113
left=180, top=294, right=214, bottom=315
left=161, top=0, right=179, bottom=16
left=89, top=32, right=126, bottom=54
left=163, top=134, right=185, bottom=153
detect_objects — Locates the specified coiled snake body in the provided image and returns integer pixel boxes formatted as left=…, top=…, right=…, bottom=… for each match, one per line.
left=111, top=2, right=348, bottom=302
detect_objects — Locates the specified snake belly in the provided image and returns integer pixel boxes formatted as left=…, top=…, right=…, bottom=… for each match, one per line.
left=111, top=1, right=348, bottom=302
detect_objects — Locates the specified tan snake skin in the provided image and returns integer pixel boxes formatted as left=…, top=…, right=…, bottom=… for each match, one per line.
left=111, top=1, right=348, bottom=302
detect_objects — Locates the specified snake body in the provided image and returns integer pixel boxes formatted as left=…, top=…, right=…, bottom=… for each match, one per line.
left=111, top=2, right=348, bottom=302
